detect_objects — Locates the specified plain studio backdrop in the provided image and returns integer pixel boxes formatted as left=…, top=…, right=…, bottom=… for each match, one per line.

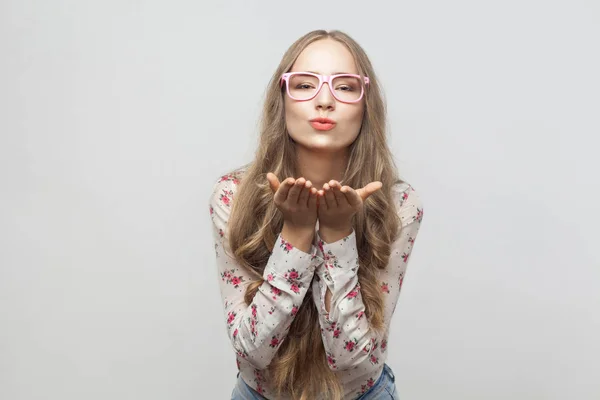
left=1, top=1, right=598, bottom=399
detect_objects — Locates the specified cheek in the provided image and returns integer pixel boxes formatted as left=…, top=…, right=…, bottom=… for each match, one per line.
left=284, top=100, right=310, bottom=129
left=342, top=105, right=365, bottom=131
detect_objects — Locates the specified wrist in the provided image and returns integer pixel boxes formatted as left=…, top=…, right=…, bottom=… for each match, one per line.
left=281, top=222, right=315, bottom=253
left=319, top=222, right=353, bottom=233
left=318, top=224, right=353, bottom=244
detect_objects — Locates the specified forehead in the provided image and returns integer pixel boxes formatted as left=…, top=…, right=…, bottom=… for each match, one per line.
left=290, top=38, right=358, bottom=75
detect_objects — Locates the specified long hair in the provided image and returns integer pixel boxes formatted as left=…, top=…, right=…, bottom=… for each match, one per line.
left=226, top=30, right=403, bottom=400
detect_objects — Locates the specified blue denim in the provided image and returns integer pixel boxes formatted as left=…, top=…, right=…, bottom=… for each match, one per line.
left=231, top=364, right=399, bottom=399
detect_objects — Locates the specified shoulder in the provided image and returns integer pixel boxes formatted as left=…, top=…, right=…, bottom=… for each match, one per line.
left=390, top=180, right=424, bottom=227
left=208, top=166, right=248, bottom=216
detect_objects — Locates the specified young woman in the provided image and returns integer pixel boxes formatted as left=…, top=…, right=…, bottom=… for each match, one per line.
left=209, top=29, right=424, bottom=400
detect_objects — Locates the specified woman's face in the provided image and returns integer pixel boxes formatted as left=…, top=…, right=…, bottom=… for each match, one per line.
left=284, top=38, right=365, bottom=153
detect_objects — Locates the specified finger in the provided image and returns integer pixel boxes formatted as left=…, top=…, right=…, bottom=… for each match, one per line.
left=308, top=187, right=318, bottom=211
left=287, top=177, right=306, bottom=203
left=324, top=183, right=337, bottom=208
left=341, top=185, right=362, bottom=207
left=329, top=180, right=347, bottom=207
left=356, top=181, right=383, bottom=201
left=274, top=177, right=295, bottom=204
left=317, top=188, right=328, bottom=210
left=298, top=180, right=312, bottom=206
left=266, top=172, right=280, bottom=194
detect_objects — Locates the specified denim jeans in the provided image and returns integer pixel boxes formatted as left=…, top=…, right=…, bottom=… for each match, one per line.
left=231, top=364, right=399, bottom=399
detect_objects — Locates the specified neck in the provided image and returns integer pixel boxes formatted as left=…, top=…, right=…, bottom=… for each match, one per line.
left=295, top=146, right=349, bottom=190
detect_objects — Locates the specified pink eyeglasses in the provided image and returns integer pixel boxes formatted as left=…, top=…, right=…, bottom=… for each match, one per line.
left=280, top=72, right=370, bottom=103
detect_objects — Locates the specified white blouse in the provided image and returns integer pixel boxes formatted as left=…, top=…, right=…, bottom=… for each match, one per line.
left=209, top=170, right=424, bottom=399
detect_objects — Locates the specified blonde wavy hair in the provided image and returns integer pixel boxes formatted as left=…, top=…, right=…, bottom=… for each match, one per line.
left=226, top=29, right=403, bottom=399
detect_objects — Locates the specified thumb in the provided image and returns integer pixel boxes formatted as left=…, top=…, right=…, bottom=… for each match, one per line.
left=356, top=181, right=382, bottom=201
left=266, top=172, right=280, bottom=194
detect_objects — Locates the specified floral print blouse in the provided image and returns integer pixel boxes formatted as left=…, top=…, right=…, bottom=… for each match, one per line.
left=209, top=171, right=424, bottom=399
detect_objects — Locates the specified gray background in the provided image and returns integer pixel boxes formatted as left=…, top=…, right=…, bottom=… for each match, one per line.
left=1, top=0, right=599, bottom=399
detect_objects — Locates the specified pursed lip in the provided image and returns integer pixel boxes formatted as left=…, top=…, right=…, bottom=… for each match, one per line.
left=309, top=117, right=336, bottom=124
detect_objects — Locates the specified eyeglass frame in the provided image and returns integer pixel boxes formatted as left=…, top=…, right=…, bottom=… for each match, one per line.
left=280, top=72, right=370, bottom=103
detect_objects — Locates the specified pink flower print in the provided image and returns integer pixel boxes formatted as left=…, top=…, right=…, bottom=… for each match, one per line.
left=270, top=286, right=281, bottom=299
left=414, top=207, right=423, bottom=223
left=218, top=174, right=230, bottom=183
left=356, top=311, right=365, bottom=320
left=381, top=338, right=388, bottom=352
left=221, top=269, right=244, bottom=288
left=326, top=352, right=337, bottom=369
left=362, top=338, right=376, bottom=354
left=219, top=189, right=233, bottom=206
left=231, top=276, right=242, bottom=287
left=333, top=328, right=341, bottom=338
left=250, top=319, right=258, bottom=339
left=399, top=273, right=404, bottom=288
left=402, top=251, right=410, bottom=262
left=236, top=349, right=248, bottom=359
left=255, top=384, right=264, bottom=395
left=325, top=251, right=340, bottom=268
left=290, top=283, right=300, bottom=294
left=408, top=237, right=415, bottom=245
left=233, top=328, right=238, bottom=338
left=218, top=174, right=241, bottom=185
left=280, top=237, right=294, bottom=253
left=370, top=355, right=379, bottom=365
left=291, top=305, right=299, bottom=316
left=381, top=282, right=390, bottom=294
left=209, top=205, right=214, bottom=215
left=402, top=192, right=409, bottom=201
left=218, top=228, right=224, bottom=238
left=254, top=369, right=264, bottom=381
left=268, top=306, right=275, bottom=315
left=249, top=305, right=258, bottom=340
left=344, top=338, right=358, bottom=352
left=284, top=268, right=300, bottom=282
left=226, top=311, right=236, bottom=327
left=269, top=335, right=280, bottom=348
left=345, top=283, right=361, bottom=300
left=267, top=273, right=274, bottom=282
left=358, top=377, right=376, bottom=395
left=318, top=240, right=324, bottom=254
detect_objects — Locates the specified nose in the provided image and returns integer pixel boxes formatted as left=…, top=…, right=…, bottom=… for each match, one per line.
left=314, top=82, right=335, bottom=111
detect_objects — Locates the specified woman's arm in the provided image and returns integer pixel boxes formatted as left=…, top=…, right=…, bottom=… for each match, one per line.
left=209, top=176, right=322, bottom=370
left=311, top=185, right=424, bottom=370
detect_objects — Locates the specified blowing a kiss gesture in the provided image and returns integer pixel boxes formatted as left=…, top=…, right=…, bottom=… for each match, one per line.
left=266, top=173, right=382, bottom=244
left=316, top=179, right=382, bottom=243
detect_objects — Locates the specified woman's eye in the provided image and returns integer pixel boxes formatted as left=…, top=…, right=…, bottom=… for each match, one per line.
left=337, top=85, right=354, bottom=91
left=296, top=84, right=314, bottom=90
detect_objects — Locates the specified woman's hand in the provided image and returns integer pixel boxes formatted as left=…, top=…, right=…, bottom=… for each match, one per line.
left=317, top=180, right=383, bottom=233
left=266, top=172, right=319, bottom=232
